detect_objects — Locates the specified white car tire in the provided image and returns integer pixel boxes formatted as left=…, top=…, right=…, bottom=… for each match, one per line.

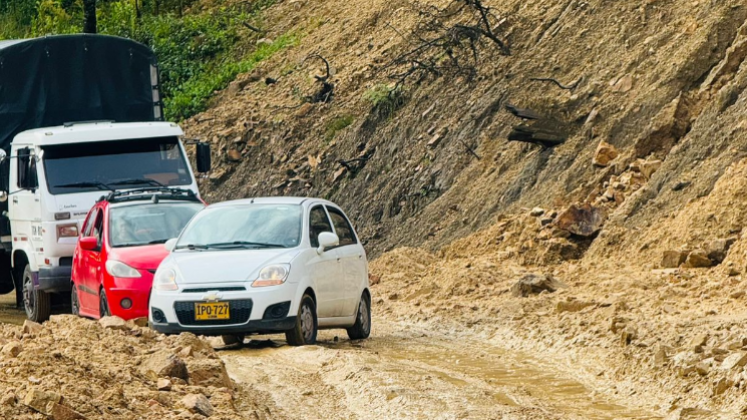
left=346, top=293, right=371, bottom=340
left=286, top=294, right=317, bottom=346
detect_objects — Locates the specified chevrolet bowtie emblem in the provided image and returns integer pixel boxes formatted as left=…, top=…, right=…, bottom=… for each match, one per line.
left=202, top=292, right=221, bottom=302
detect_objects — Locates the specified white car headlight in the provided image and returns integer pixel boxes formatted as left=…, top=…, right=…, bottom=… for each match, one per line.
left=154, top=268, right=178, bottom=291
left=105, top=261, right=141, bottom=278
left=252, top=264, right=290, bottom=287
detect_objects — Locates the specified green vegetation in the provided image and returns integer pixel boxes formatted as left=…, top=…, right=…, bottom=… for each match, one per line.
left=324, top=114, right=355, bottom=143
left=0, top=0, right=289, bottom=121
left=363, top=84, right=407, bottom=120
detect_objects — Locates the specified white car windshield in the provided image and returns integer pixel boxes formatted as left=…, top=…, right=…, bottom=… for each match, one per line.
left=110, top=202, right=204, bottom=247
left=176, top=204, right=303, bottom=250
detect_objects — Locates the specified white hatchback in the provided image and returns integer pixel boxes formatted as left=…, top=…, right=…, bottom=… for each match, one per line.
left=148, top=197, right=371, bottom=346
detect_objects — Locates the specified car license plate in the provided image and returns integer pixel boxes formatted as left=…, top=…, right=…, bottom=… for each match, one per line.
left=195, top=302, right=230, bottom=320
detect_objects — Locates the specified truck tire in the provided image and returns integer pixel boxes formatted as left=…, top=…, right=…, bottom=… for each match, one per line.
left=0, top=254, right=13, bottom=294
left=23, top=264, right=51, bottom=323
left=99, top=289, right=111, bottom=318
left=346, top=292, right=371, bottom=340
left=285, top=294, right=317, bottom=346
left=71, top=283, right=80, bottom=316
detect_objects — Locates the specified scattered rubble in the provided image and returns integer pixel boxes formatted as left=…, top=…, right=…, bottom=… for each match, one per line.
left=0, top=315, right=279, bottom=419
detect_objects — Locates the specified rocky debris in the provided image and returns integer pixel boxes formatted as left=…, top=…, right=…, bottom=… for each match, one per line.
left=138, top=350, right=189, bottom=381
left=157, top=378, right=172, bottom=391
left=510, top=274, right=563, bottom=297
left=592, top=141, right=619, bottom=167
left=705, top=237, right=736, bottom=264
left=22, top=320, right=42, bottom=335
left=554, top=204, right=606, bottom=237
left=611, top=74, right=633, bottom=93
left=661, top=250, right=688, bottom=268
left=556, top=300, right=593, bottom=313
left=684, top=250, right=712, bottom=268
left=1, top=341, right=22, bottom=358
left=529, top=207, right=545, bottom=217
left=182, top=394, right=214, bottom=417
left=620, top=326, right=637, bottom=346
left=23, top=388, right=62, bottom=415
left=187, top=358, right=233, bottom=388
left=50, top=403, right=86, bottom=420
left=0, top=316, right=270, bottom=419
left=719, top=352, right=747, bottom=370
left=98, top=316, right=129, bottom=331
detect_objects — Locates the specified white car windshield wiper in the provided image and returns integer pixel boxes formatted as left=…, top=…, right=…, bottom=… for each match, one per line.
left=205, top=241, right=286, bottom=249
left=174, top=243, right=210, bottom=251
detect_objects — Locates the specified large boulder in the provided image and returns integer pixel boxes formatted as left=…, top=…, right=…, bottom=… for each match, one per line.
left=554, top=204, right=606, bottom=237
left=684, top=250, right=712, bottom=268
left=187, top=358, right=232, bottom=388
left=138, top=350, right=188, bottom=381
left=661, top=250, right=688, bottom=268
left=510, top=274, right=563, bottom=297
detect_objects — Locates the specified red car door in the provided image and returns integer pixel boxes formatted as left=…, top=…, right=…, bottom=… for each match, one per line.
left=85, top=209, right=106, bottom=316
left=74, top=208, right=98, bottom=314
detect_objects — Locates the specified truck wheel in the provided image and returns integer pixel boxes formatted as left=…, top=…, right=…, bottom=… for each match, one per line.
left=99, top=289, right=111, bottom=318
left=0, top=255, right=13, bottom=295
left=346, top=292, right=371, bottom=340
left=71, top=283, right=80, bottom=316
left=285, top=294, right=317, bottom=346
left=221, top=335, right=245, bottom=346
left=23, top=265, right=50, bottom=323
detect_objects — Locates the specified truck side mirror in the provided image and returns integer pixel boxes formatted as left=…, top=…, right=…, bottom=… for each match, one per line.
left=196, top=142, right=211, bottom=173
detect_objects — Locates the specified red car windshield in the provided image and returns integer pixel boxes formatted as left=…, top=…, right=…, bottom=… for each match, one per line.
left=109, top=202, right=204, bottom=248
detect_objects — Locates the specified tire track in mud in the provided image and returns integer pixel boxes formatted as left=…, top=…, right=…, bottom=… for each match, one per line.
left=219, top=321, right=662, bottom=420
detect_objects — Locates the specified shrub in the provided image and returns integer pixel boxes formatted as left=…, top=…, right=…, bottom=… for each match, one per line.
left=324, top=115, right=355, bottom=143
left=363, top=84, right=406, bottom=120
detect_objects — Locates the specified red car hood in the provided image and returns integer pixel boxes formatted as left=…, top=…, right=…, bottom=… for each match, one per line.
left=108, top=244, right=170, bottom=271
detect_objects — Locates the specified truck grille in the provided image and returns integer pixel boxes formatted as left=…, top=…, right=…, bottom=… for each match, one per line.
left=174, top=300, right=253, bottom=326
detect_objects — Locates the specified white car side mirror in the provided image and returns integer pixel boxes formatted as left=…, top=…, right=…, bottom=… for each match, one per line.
left=164, top=238, right=178, bottom=252
left=317, top=232, right=339, bottom=254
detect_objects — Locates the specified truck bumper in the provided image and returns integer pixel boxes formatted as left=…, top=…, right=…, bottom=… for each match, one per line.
left=37, top=267, right=72, bottom=293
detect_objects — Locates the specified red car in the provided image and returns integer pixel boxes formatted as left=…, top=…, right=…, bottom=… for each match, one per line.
left=71, top=188, right=204, bottom=320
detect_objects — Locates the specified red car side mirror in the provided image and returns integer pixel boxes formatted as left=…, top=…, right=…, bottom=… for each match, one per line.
left=79, top=237, right=98, bottom=251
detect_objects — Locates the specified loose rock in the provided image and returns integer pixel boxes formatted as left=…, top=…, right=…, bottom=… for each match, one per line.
left=23, top=388, right=62, bottom=415
left=555, top=204, right=606, bottom=237
left=510, top=274, right=563, bottom=297
left=98, top=316, right=129, bottom=331
left=661, top=250, right=688, bottom=268
left=592, top=141, right=619, bottom=167
left=22, top=320, right=42, bottom=335
left=684, top=250, right=712, bottom=268
left=182, top=393, right=214, bottom=417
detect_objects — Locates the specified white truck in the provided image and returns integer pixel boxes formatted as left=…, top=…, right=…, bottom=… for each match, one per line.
left=0, top=35, right=211, bottom=322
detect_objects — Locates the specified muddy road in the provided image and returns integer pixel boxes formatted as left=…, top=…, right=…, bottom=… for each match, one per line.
left=219, top=320, right=660, bottom=420
left=0, top=291, right=659, bottom=419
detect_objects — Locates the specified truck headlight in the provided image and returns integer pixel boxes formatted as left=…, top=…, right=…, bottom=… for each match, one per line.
left=252, top=264, right=290, bottom=287
left=57, top=223, right=78, bottom=239
left=154, top=268, right=178, bottom=291
left=105, top=260, right=141, bottom=278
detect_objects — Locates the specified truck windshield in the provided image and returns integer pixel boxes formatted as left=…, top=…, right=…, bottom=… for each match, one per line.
left=110, top=202, right=204, bottom=248
left=43, top=137, right=193, bottom=195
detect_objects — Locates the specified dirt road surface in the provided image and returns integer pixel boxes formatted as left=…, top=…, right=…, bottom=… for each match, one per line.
left=0, top=292, right=661, bottom=419
left=219, top=320, right=660, bottom=420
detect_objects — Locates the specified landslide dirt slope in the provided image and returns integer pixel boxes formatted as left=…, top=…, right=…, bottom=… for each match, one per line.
left=186, top=0, right=747, bottom=259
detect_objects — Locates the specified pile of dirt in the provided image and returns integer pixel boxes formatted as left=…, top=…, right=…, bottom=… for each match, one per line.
left=370, top=221, right=747, bottom=418
left=0, top=316, right=281, bottom=420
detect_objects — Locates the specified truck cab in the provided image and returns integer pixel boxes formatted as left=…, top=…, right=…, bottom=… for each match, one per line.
left=1, top=121, right=210, bottom=321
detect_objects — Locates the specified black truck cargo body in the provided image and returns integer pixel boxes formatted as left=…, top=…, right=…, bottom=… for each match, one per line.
left=0, top=34, right=162, bottom=153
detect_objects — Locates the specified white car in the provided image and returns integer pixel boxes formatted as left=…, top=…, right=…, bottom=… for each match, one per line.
left=148, top=197, right=371, bottom=346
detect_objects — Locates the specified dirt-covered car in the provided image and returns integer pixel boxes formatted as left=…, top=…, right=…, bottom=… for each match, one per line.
left=149, top=197, right=371, bottom=346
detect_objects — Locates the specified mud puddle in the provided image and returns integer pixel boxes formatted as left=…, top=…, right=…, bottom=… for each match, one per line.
left=220, top=321, right=662, bottom=419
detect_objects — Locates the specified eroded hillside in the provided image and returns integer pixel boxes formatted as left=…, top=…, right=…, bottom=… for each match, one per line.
left=187, top=0, right=747, bottom=261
